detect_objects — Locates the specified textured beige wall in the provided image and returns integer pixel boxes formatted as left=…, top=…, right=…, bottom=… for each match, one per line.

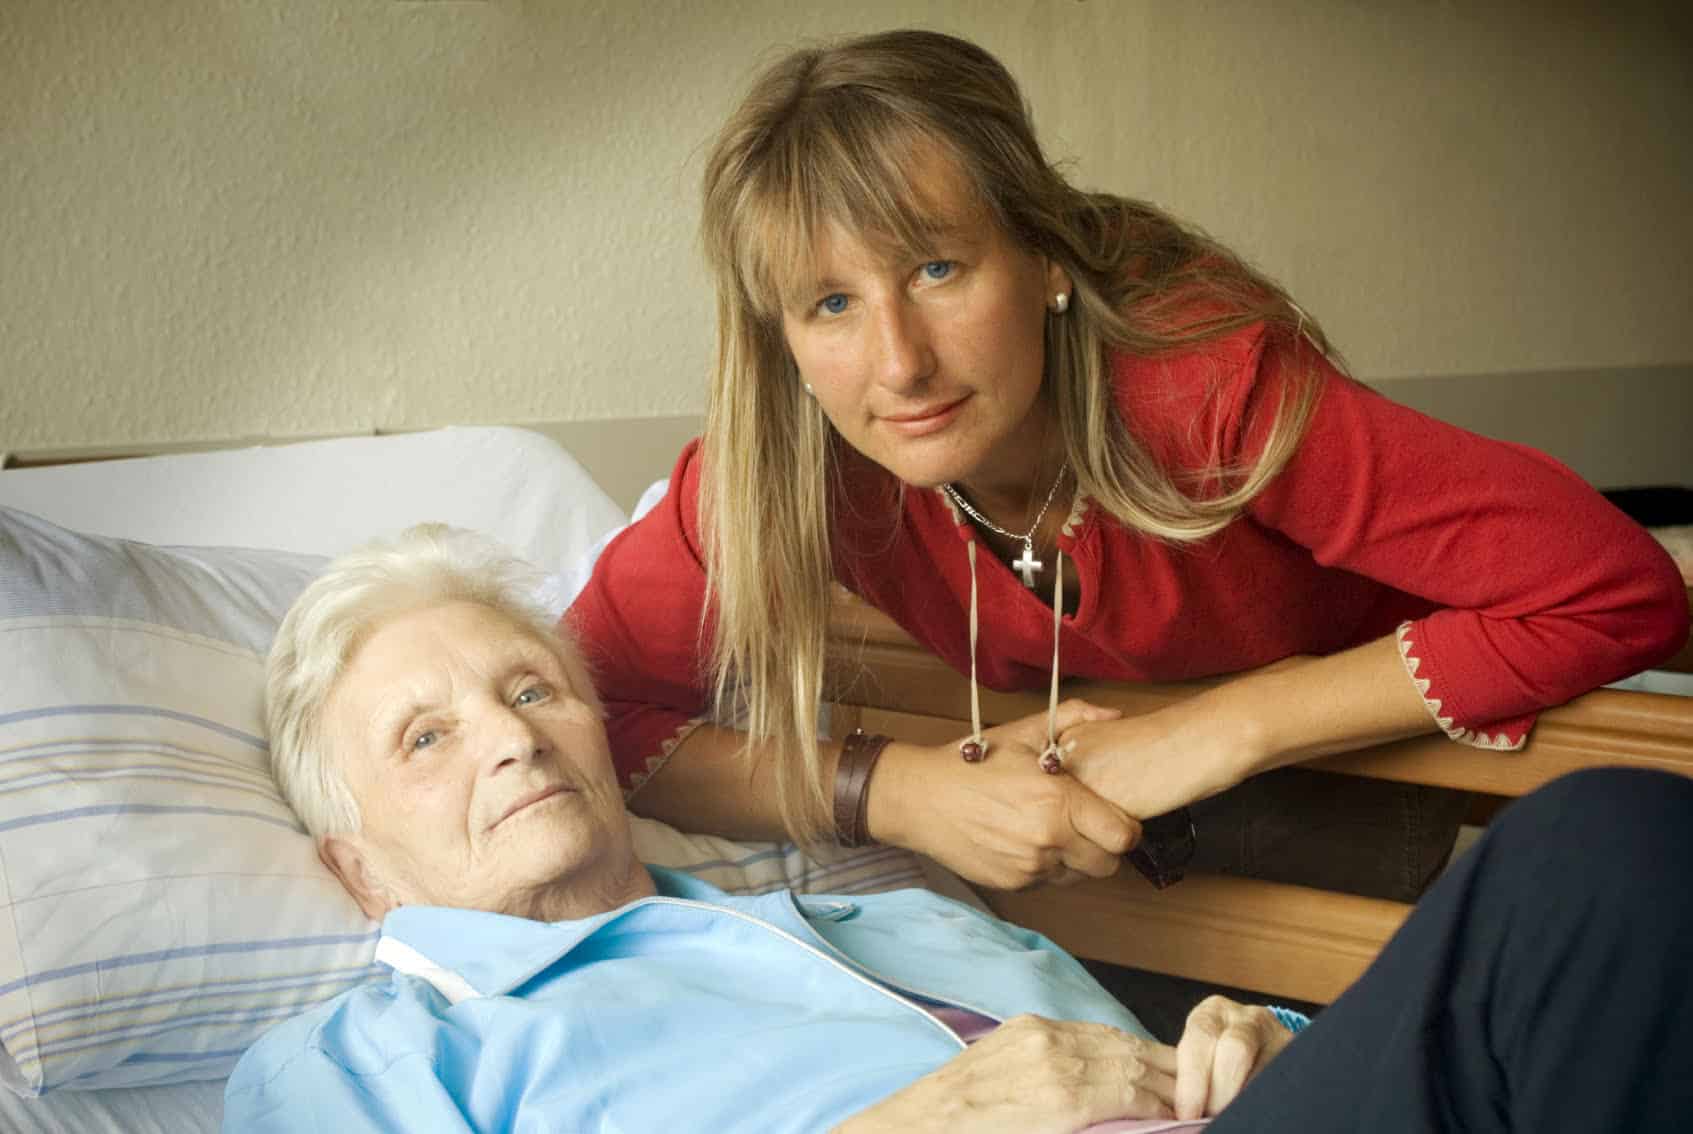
left=2, top=0, right=1689, bottom=454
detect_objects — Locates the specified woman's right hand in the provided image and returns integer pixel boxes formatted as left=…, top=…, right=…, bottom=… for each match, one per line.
left=833, top=1014, right=1178, bottom=1134
left=866, top=699, right=1142, bottom=890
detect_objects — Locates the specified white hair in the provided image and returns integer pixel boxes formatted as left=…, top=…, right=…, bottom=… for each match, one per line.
left=265, top=523, right=598, bottom=838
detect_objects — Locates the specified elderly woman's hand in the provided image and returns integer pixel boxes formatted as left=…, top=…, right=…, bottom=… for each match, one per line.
left=867, top=700, right=1142, bottom=891
left=833, top=1014, right=1179, bottom=1134
left=1174, top=995, right=1297, bottom=1119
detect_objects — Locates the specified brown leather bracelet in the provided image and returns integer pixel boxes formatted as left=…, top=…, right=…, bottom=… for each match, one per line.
left=832, top=730, right=894, bottom=848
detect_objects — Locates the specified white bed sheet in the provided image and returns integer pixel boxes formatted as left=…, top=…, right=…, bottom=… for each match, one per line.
left=0, top=1080, right=223, bottom=1134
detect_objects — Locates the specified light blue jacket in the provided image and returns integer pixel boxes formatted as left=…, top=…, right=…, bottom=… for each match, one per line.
left=222, top=868, right=1149, bottom=1133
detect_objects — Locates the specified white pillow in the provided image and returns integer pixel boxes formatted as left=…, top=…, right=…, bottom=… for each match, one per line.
left=0, top=508, right=354, bottom=1094
left=0, top=426, right=626, bottom=573
left=0, top=505, right=934, bottom=1095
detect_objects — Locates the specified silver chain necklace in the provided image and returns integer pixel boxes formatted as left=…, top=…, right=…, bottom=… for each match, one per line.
left=940, top=464, right=1069, bottom=588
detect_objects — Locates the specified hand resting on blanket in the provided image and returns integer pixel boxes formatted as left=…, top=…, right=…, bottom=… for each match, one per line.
left=838, top=997, right=1295, bottom=1133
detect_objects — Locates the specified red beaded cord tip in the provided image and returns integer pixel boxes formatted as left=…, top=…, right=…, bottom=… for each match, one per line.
left=959, top=740, right=986, bottom=763
left=1037, top=748, right=1063, bottom=775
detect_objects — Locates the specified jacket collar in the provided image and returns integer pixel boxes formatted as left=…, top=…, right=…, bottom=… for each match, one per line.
left=375, top=868, right=861, bottom=1003
left=376, top=866, right=735, bottom=1001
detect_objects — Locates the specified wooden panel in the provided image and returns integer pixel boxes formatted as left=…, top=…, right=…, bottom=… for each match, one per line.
left=981, top=873, right=1411, bottom=1005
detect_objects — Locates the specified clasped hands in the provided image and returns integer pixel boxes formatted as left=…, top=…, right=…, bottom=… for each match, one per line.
left=868, top=698, right=1234, bottom=892
left=837, top=997, right=1295, bottom=1132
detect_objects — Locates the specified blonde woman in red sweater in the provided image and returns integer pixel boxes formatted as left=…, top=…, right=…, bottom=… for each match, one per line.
left=569, top=30, right=1687, bottom=897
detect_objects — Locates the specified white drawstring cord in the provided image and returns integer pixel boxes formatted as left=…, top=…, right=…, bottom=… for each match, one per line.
left=1042, top=551, right=1056, bottom=754
left=961, top=539, right=1066, bottom=771
left=965, top=540, right=986, bottom=757
left=1042, top=549, right=1064, bottom=766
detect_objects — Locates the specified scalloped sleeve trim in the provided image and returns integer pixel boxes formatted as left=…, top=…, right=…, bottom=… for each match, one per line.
left=623, top=716, right=709, bottom=802
left=1395, top=622, right=1527, bottom=751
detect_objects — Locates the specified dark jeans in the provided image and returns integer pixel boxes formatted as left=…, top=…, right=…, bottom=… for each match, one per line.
left=1190, top=767, right=1472, bottom=902
left=1209, top=768, right=1693, bottom=1133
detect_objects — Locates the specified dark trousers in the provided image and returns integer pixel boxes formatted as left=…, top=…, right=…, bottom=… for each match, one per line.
left=1210, top=768, right=1693, bottom=1133
left=1191, top=767, right=1472, bottom=902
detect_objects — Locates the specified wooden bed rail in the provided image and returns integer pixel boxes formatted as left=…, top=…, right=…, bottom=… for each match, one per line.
left=825, top=592, right=1693, bottom=1004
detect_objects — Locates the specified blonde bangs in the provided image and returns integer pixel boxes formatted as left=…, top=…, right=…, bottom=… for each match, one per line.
left=727, top=113, right=982, bottom=319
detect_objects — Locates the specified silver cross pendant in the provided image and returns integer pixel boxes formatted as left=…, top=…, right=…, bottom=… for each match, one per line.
left=1012, top=539, right=1043, bottom=588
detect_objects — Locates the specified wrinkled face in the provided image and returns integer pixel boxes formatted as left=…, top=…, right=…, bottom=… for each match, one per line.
left=779, top=154, right=1067, bottom=489
left=321, top=600, right=637, bottom=918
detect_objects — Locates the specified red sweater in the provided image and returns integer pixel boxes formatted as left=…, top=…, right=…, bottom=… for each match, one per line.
left=569, top=324, right=1689, bottom=793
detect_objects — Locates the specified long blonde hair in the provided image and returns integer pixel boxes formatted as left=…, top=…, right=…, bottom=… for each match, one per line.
left=699, top=29, right=1329, bottom=842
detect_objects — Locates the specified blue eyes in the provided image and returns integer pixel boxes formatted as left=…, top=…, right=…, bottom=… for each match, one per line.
left=812, top=260, right=957, bottom=316
left=403, top=685, right=550, bottom=753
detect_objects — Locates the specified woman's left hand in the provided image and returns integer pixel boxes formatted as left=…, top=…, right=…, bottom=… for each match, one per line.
left=1059, top=646, right=1424, bottom=821
left=1057, top=701, right=1249, bottom=821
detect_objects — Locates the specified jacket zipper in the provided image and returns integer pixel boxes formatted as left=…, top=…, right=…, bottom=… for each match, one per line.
left=782, top=902, right=1008, bottom=1030
left=639, top=897, right=975, bottom=1050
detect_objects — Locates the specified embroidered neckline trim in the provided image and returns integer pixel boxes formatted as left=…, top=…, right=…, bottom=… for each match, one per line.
left=933, top=486, right=1091, bottom=547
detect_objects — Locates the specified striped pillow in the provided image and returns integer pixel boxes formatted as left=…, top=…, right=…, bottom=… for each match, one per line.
left=0, top=506, right=935, bottom=1095
left=0, top=507, right=371, bottom=1095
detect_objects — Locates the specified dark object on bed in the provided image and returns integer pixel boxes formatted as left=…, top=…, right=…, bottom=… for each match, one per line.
left=1601, top=487, right=1693, bottom=673
left=1125, top=807, right=1197, bottom=890
left=1601, top=485, right=1693, bottom=527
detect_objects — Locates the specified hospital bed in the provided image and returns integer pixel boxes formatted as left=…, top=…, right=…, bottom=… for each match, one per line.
left=0, top=425, right=1688, bottom=1131
left=0, top=429, right=967, bottom=1131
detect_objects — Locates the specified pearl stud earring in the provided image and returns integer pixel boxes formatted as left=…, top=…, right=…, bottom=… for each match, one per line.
left=1053, top=292, right=1070, bottom=314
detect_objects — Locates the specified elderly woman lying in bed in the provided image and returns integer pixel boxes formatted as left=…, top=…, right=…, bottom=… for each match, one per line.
left=225, top=526, right=1693, bottom=1134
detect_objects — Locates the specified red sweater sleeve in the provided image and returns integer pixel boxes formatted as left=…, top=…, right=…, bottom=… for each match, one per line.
left=1173, top=326, right=1689, bottom=747
left=565, top=441, right=713, bottom=795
